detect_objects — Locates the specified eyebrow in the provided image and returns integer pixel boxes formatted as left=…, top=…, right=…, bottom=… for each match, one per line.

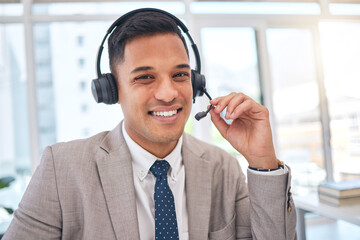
left=175, top=64, right=191, bottom=69
left=130, top=66, right=154, bottom=74
left=130, top=64, right=191, bottom=75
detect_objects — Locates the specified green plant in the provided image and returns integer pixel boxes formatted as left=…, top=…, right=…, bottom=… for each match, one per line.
left=0, top=177, right=15, bottom=214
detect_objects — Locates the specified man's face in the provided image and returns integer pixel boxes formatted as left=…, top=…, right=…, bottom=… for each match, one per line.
left=115, top=33, right=193, bottom=157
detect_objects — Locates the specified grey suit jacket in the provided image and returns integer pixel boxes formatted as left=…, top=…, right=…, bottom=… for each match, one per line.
left=4, top=123, right=297, bottom=240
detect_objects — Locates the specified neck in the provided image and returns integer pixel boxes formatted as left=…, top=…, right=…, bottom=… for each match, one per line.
left=141, top=141, right=178, bottom=159
left=123, top=122, right=180, bottom=159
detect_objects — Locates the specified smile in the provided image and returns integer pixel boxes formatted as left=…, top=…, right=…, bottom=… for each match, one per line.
left=150, top=108, right=181, bottom=117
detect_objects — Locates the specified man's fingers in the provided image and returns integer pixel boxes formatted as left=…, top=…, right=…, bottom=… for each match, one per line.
left=210, top=92, right=237, bottom=114
left=209, top=109, right=229, bottom=139
left=229, top=99, right=255, bottom=119
left=210, top=93, right=249, bottom=117
left=225, top=94, right=247, bottom=119
left=210, top=92, right=268, bottom=123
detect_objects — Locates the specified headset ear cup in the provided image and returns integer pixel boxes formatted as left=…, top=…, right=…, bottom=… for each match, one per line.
left=91, top=78, right=103, bottom=103
left=104, top=73, right=119, bottom=104
left=191, top=70, right=206, bottom=100
left=91, top=74, right=118, bottom=104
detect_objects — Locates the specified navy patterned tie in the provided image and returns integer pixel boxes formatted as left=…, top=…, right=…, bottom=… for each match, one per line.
left=150, top=160, right=179, bottom=239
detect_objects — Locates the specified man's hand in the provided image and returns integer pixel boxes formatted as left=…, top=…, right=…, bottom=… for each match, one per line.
left=209, top=92, right=278, bottom=169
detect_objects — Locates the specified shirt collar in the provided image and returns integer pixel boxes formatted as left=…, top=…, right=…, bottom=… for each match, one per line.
left=122, top=121, right=183, bottom=181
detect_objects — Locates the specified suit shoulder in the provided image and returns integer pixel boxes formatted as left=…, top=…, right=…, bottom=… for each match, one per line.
left=50, top=130, right=110, bottom=153
left=38, top=130, right=119, bottom=181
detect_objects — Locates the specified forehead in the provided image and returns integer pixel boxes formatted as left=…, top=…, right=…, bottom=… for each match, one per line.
left=122, top=33, right=189, bottom=64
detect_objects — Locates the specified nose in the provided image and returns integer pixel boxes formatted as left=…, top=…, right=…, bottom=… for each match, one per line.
left=154, top=77, right=178, bottom=102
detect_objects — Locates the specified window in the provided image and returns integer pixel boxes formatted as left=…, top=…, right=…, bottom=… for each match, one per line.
left=266, top=28, right=326, bottom=195
left=329, top=3, right=360, bottom=15
left=80, top=103, right=88, bottom=113
left=79, top=80, right=87, bottom=91
left=201, top=27, right=261, bottom=171
left=78, top=58, right=85, bottom=68
left=32, top=1, right=185, bottom=15
left=0, top=23, right=30, bottom=234
left=0, top=2, right=22, bottom=16
left=77, top=35, right=84, bottom=46
left=34, top=22, right=123, bottom=146
left=319, top=22, right=360, bottom=181
left=190, top=1, right=321, bottom=14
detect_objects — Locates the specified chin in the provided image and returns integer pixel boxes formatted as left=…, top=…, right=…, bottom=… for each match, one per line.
left=152, top=128, right=184, bottom=144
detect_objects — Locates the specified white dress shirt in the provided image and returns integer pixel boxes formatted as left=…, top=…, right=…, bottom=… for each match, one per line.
left=122, top=123, right=189, bottom=240
left=122, top=122, right=288, bottom=239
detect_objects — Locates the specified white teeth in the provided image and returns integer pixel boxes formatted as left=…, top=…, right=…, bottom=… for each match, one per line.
left=152, top=110, right=178, bottom=117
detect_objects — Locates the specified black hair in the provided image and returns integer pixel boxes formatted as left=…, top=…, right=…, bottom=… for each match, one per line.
left=108, top=11, right=189, bottom=75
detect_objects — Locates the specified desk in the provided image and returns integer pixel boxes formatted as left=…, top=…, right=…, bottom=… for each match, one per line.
left=294, top=194, right=360, bottom=240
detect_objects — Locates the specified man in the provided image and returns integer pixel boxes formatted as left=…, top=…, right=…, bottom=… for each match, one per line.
left=4, top=10, right=296, bottom=240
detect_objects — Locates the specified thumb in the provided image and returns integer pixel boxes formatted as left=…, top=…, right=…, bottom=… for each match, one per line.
left=209, top=109, right=229, bottom=139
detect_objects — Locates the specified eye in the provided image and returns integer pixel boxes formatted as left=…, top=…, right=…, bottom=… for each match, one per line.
left=173, top=72, right=190, bottom=81
left=134, top=75, right=155, bottom=84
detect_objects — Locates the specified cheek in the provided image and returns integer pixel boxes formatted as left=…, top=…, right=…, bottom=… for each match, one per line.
left=179, top=81, right=193, bottom=97
left=118, top=89, right=136, bottom=116
left=185, top=84, right=193, bottom=102
left=121, top=90, right=149, bottom=115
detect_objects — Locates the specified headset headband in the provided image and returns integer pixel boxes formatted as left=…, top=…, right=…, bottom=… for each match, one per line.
left=96, top=8, right=202, bottom=78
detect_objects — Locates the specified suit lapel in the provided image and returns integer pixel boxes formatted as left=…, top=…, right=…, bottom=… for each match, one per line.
left=182, top=134, right=212, bottom=239
left=96, top=123, right=140, bottom=240
left=96, top=126, right=213, bottom=239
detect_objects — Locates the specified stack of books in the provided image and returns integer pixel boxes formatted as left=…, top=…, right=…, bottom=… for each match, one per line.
left=318, top=179, right=360, bottom=206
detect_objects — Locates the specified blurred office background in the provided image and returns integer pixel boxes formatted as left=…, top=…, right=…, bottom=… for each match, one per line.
left=0, top=0, right=360, bottom=239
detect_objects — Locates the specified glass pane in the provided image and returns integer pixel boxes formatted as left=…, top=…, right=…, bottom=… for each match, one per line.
left=0, top=23, right=30, bottom=234
left=34, top=22, right=124, bottom=151
left=329, top=3, right=360, bottom=15
left=319, top=22, right=360, bottom=182
left=201, top=27, right=261, bottom=170
left=267, top=28, right=325, bottom=195
left=32, top=1, right=185, bottom=15
left=191, top=2, right=320, bottom=15
left=0, top=3, right=23, bottom=16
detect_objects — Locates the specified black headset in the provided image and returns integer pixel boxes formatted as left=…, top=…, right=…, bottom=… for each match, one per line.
left=91, top=8, right=213, bottom=120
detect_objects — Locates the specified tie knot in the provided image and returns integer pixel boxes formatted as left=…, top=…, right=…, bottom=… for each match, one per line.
left=150, top=160, right=170, bottom=178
